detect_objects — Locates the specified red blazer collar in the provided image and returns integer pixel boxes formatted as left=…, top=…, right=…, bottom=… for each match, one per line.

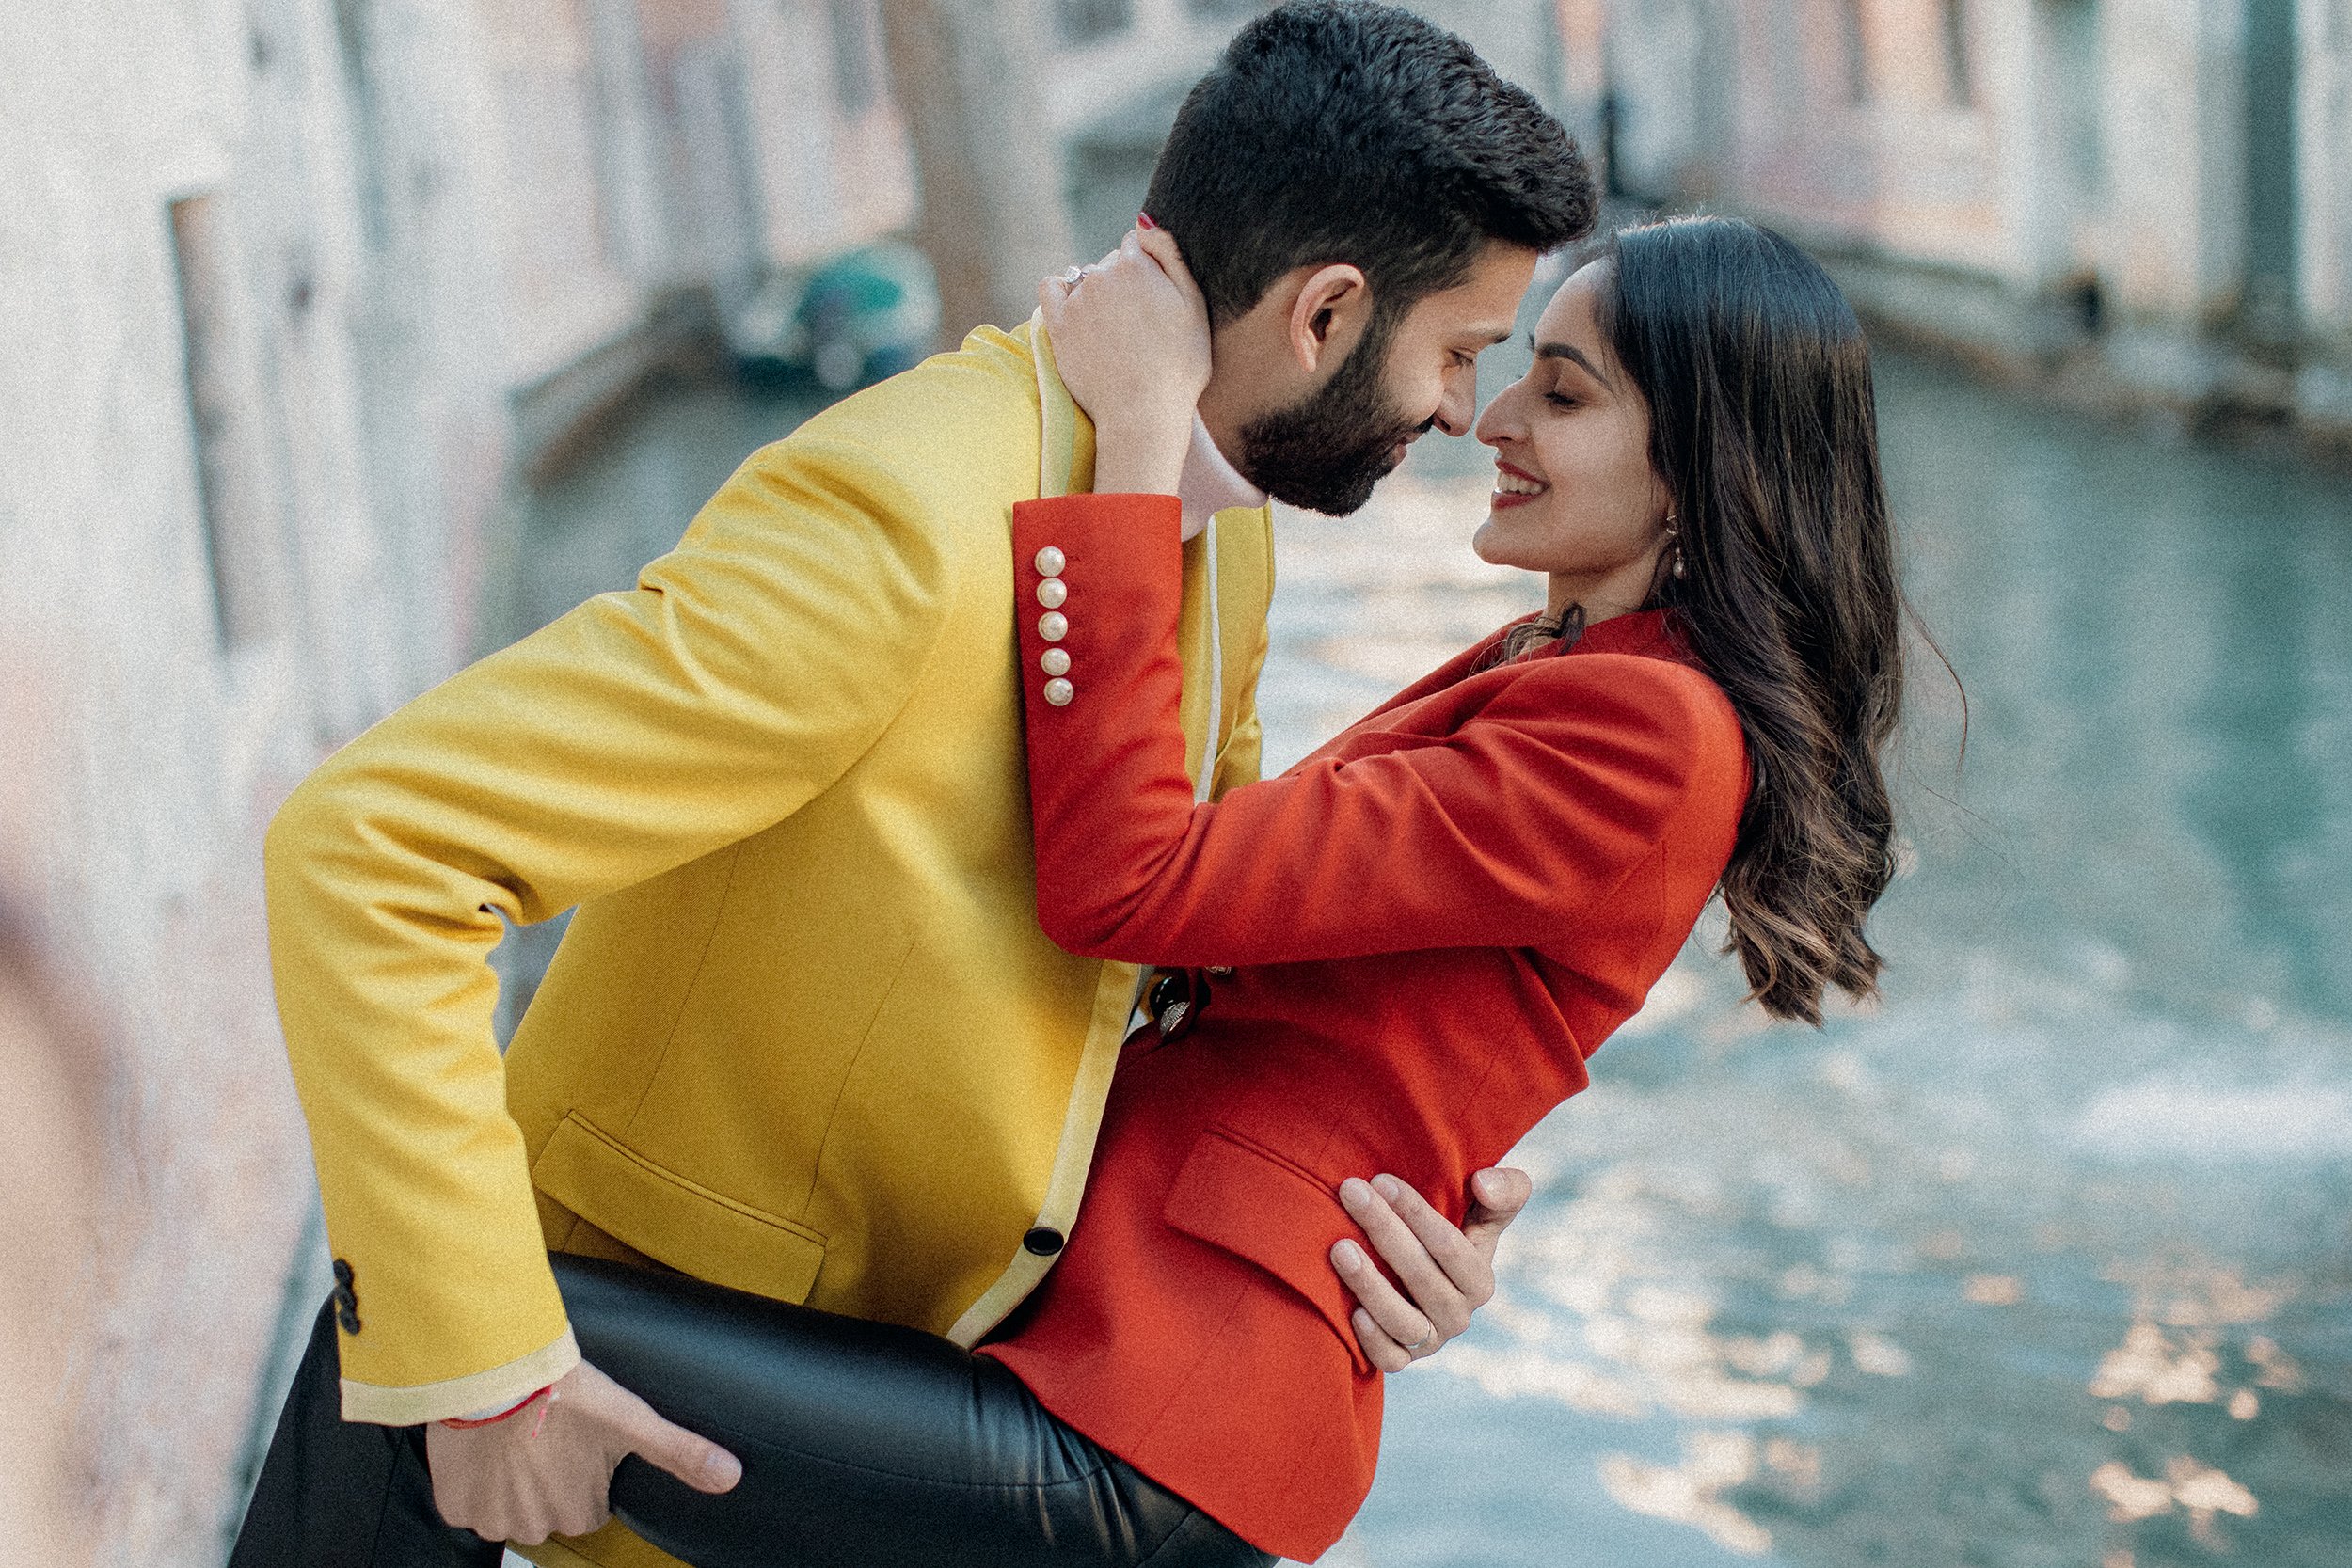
left=1486, top=606, right=1689, bottom=664
left=1563, top=607, right=1686, bottom=662
left=1352, top=608, right=1698, bottom=732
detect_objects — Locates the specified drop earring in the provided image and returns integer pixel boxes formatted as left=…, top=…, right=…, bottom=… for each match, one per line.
left=1665, top=514, right=1687, bottom=579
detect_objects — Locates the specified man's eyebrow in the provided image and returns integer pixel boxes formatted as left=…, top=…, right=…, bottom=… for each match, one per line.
left=1530, top=335, right=1610, bottom=384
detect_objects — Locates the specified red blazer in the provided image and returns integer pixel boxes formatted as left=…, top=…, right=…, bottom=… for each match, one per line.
left=980, top=495, right=1748, bottom=1562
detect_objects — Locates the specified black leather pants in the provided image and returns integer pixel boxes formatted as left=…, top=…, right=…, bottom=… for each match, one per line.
left=231, top=1255, right=1275, bottom=1568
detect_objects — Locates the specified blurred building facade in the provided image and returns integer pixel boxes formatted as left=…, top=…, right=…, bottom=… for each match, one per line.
left=1562, top=0, right=2352, bottom=447
left=1048, top=0, right=1567, bottom=255
left=0, top=2, right=912, bottom=1560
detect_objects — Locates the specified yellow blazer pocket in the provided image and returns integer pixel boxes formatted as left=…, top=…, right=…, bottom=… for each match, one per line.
left=534, top=1113, right=827, bottom=1305
left=1161, top=1128, right=1374, bottom=1375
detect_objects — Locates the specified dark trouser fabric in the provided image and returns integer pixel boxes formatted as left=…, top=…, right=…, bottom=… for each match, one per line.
left=230, top=1259, right=1277, bottom=1568
left=229, top=1298, right=504, bottom=1568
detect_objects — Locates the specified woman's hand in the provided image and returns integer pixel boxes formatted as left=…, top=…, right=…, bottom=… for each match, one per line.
left=425, top=1358, right=740, bottom=1544
left=1038, top=227, right=1212, bottom=496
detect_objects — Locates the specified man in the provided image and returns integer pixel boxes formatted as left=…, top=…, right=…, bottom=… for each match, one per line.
left=233, top=3, right=1595, bottom=1561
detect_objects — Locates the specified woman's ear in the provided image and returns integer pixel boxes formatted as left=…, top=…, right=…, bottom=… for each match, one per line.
left=1285, top=264, right=1370, bottom=375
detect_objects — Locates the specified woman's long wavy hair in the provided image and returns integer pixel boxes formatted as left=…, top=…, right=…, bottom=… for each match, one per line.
left=1599, top=216, right=1906, bottom=1023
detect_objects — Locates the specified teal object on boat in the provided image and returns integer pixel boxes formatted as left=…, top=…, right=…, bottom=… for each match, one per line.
left=726, top=241, right=941, bottom=392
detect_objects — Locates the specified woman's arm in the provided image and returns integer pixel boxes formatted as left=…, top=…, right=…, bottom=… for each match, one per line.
left=1015, top=497, right=1737, bottom=968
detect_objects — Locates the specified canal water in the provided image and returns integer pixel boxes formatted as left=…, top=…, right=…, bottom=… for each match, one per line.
left=493, top=309, right=2352, bottom=1566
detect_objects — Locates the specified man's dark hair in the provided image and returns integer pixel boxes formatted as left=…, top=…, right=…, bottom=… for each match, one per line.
left=1146, top=0, right=1595, bottom=330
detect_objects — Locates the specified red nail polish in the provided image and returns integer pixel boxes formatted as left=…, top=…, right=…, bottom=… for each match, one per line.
left=1136, top=211, right=1158, bottom=230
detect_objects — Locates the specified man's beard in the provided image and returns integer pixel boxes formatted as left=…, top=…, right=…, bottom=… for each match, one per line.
left=1236, top=310, right=1429, bottom=516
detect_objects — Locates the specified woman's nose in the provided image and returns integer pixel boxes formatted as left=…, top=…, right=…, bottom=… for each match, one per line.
left=1474, top=380, right=1523, bottom=445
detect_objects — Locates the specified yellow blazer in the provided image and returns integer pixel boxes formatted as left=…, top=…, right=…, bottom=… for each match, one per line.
left=263, top=321, right=1272, bottom=1491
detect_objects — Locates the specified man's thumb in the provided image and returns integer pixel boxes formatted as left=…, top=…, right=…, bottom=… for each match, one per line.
left=633, top=1415, right=743, bottom=1495
left=1467, top=1165, right=1533, bottom=1227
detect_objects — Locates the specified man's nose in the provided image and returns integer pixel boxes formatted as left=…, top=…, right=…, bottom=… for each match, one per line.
left=1433, top=375, right=1477, bottom=438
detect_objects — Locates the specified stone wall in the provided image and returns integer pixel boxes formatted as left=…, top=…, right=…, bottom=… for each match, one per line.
left=1565, top=0, right=2352, bottom=453
left=0, top=3, right=912, bottom=1560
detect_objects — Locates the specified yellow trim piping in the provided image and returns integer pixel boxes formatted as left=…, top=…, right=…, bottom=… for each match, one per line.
left=337, top=1326, right=581, bottom=1426
left=945, top=956, right=1144, bottom=1347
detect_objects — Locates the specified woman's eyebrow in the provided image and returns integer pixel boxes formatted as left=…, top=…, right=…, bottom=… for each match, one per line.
left=1529, top=335, right=1611, bottom=385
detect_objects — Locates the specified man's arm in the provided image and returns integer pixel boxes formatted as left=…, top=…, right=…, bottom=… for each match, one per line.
left=1335, top=1166, right=1533, bottom=1370
left=266, top=435, right=957, bottom=1426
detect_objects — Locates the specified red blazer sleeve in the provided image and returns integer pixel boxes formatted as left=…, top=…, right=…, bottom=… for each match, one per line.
left=1014, top=494, right=1737, bottom=967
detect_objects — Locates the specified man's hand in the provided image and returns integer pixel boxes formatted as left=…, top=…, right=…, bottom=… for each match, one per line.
left=1330, top=1166, right=1534, bottom=1373
left=425, top=1358, right=740, bottom=1544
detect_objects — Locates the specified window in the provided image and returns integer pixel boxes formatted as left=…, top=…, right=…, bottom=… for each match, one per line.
left=167, top=195, right=274, bottom=650
left=828, top=0, right=878, bottom=115
left=1941, top=0, right=1975, bottom=106
left=1054, top=0, right=1133, bottom=45
left=1837, top=0, right=1870, bottom=105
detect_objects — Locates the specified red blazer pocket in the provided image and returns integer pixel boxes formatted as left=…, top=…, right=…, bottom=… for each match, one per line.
left=1162, top=1129, right=1376, bottom=1376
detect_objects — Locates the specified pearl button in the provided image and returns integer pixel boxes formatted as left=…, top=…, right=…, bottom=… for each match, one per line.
left=1038, top=611, right=1068, bottom=641
left=1043, top=677, right=1074, bottom=706
left=1040, top=647, right=1070, bottom=676
left=1034, top=546, right=1066, bottom=577
left=1036, top=577, right=1068, bottom=609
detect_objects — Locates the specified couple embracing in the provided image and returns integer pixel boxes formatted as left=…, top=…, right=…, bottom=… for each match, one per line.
left=233, top=3, right=1907, bottom=1565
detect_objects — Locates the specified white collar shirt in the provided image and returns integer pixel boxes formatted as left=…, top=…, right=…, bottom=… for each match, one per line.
left=1175, top=415, right=1267, bottom=542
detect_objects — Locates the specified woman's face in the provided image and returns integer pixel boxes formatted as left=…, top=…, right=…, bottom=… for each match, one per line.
left=1471, top=261, right=1673, bottom=606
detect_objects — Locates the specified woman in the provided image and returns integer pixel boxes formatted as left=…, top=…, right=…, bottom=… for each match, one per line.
left=313, top=213, right=1904, bottom=1568
left=969, top=213, right=1899, bottom=1562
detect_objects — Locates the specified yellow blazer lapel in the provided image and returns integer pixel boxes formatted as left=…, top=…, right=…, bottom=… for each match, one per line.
left=1027, top=313, right=1227, bottom=792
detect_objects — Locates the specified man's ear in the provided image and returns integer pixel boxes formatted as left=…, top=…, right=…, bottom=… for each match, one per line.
left=1285, top=264, right=1370, bottom=375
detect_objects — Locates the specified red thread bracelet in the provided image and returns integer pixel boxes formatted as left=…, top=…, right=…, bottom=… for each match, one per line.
left=438, top=1385, right=552, bottom=1430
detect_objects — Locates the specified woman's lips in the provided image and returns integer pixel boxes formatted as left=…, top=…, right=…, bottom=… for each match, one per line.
left=1491, top=460, right=1549, bottom=510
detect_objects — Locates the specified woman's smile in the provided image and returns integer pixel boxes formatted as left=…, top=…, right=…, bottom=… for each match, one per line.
left=1490, top=459, right=1549, bottom=510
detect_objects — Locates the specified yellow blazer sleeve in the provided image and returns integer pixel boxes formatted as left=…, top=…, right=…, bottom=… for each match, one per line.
left=264, top=435, right=958, bottom=1423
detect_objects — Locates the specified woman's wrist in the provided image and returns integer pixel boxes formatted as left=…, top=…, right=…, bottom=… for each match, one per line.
left=1091, top=416, right=1191, bottom=497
